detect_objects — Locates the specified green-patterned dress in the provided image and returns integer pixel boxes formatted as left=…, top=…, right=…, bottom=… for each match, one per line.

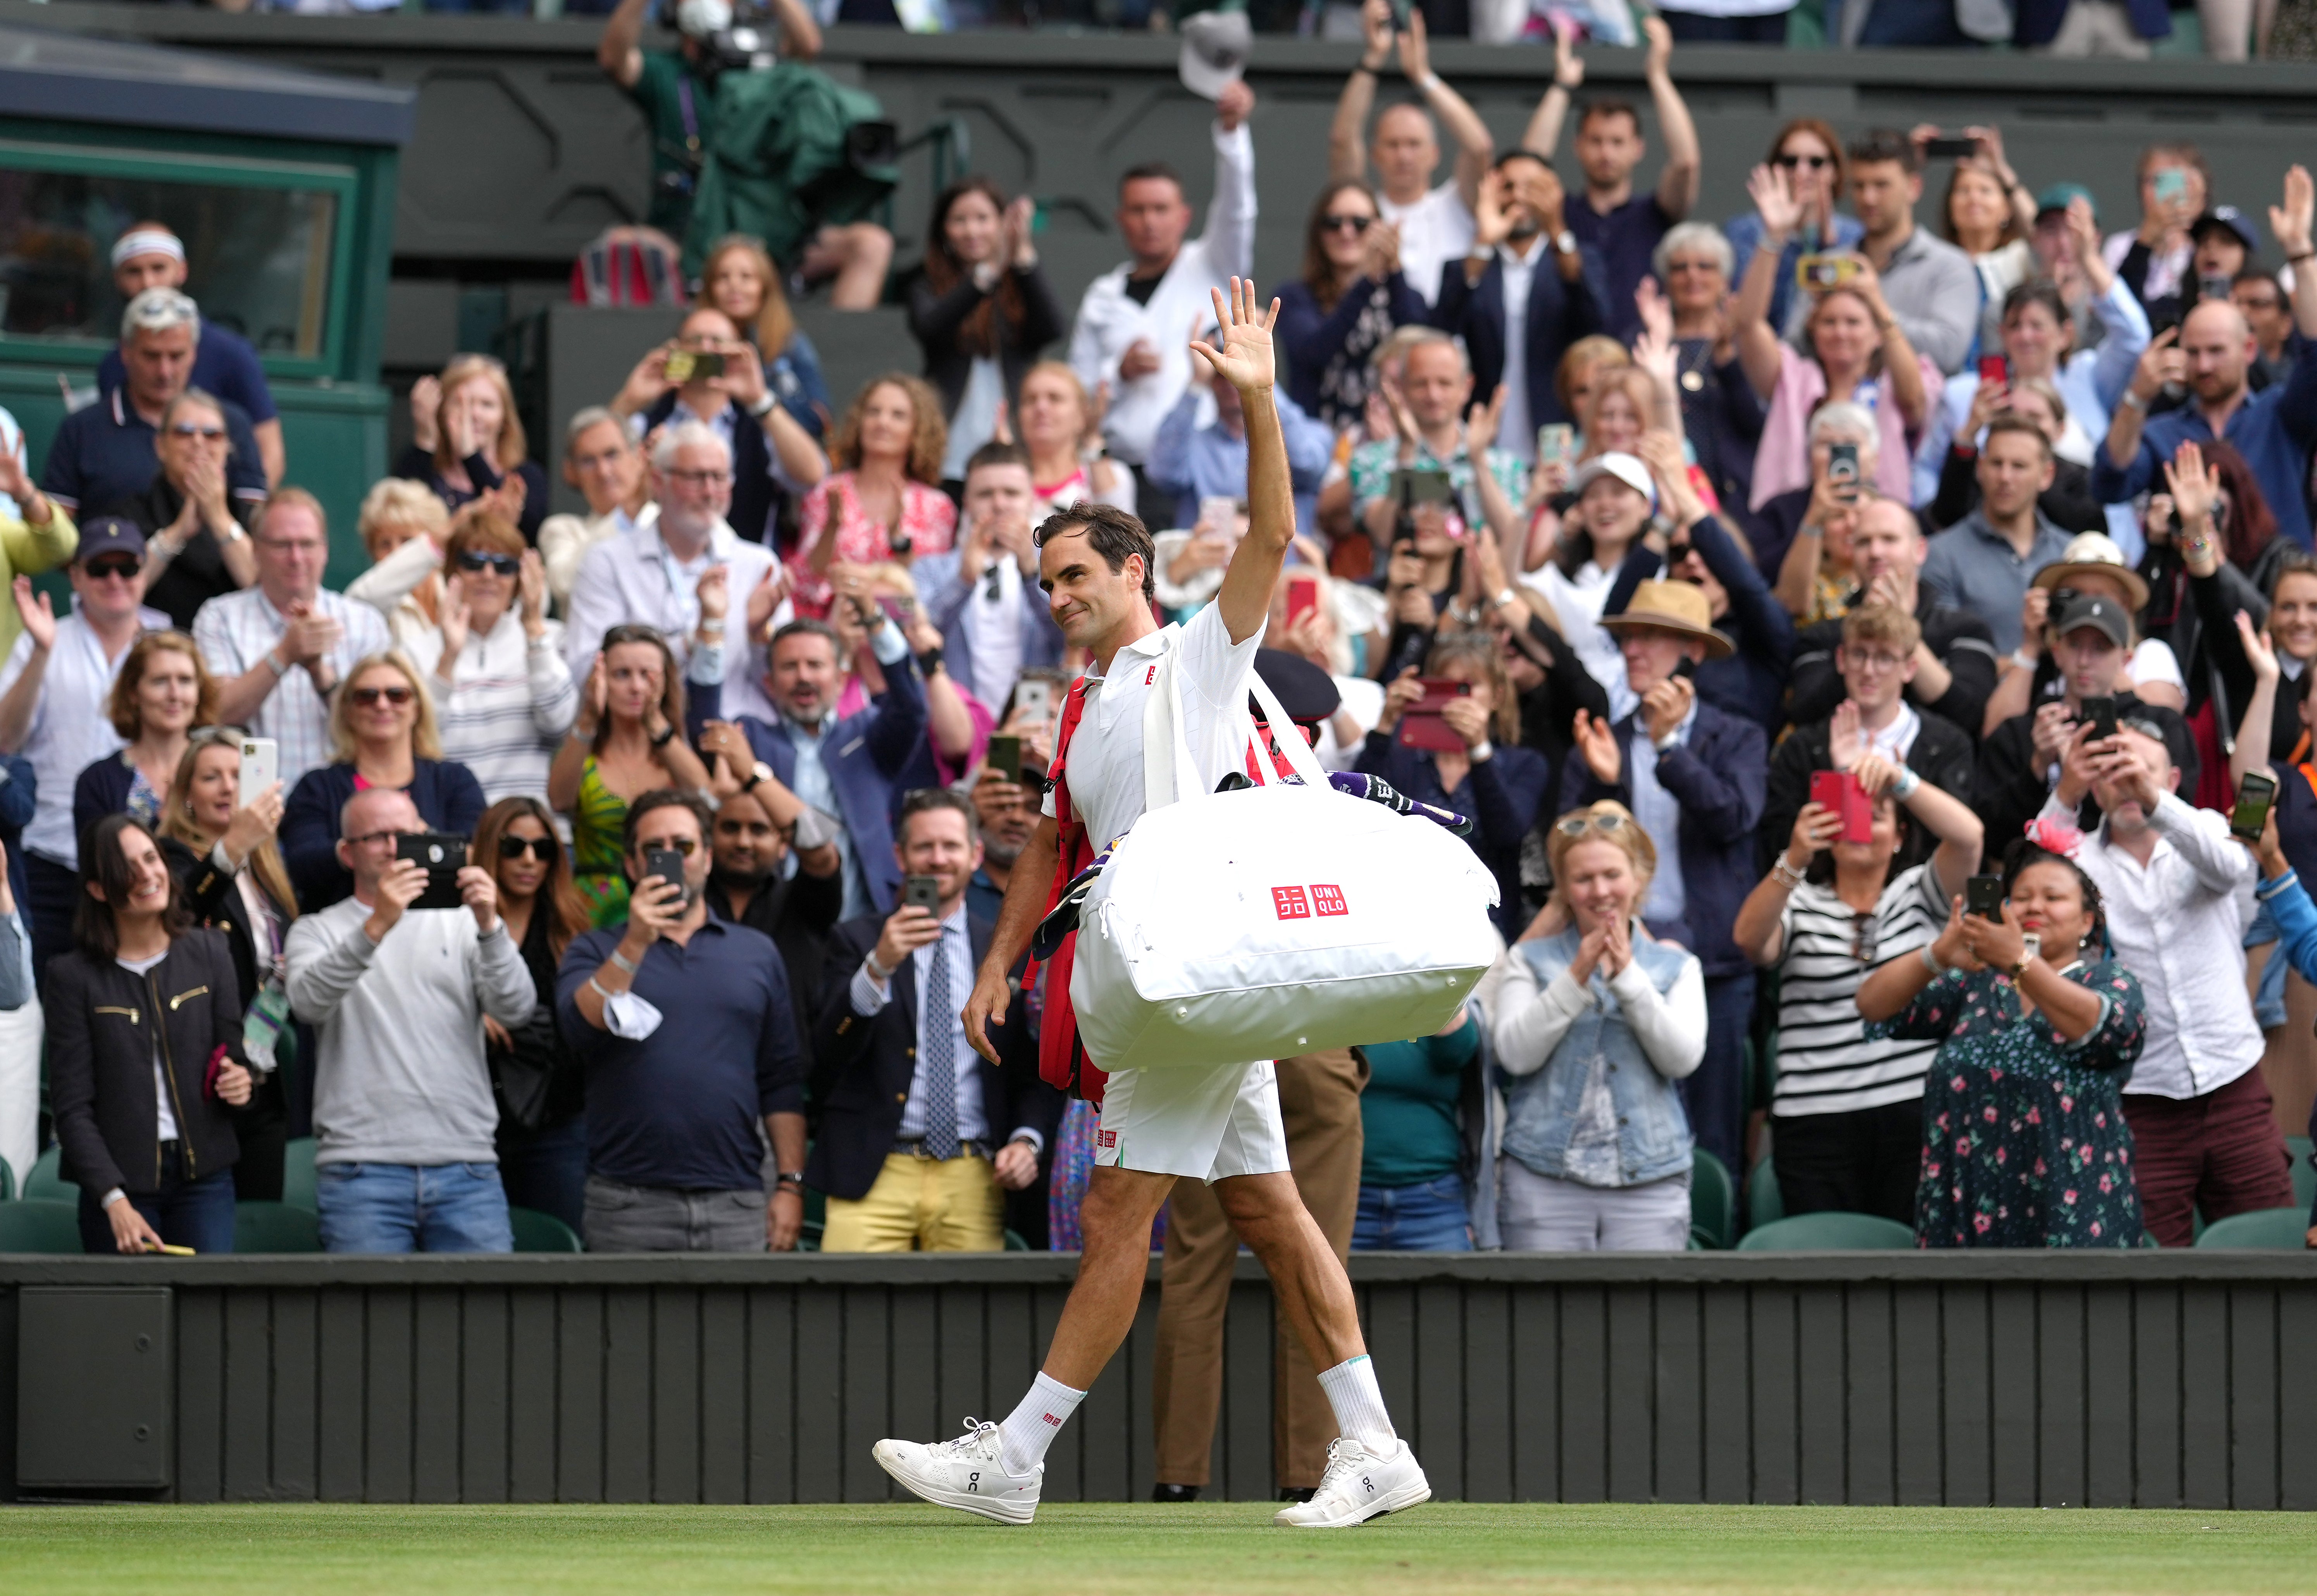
left=571, top=757, right=632, bottom=929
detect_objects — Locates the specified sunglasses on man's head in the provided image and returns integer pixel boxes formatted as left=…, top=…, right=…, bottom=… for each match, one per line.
left=83, top=558, right=140, bottom=582
left=497, top=833, right=558, bottom=862
left=350, top=685, right=414, bottom=708
left=167, top=423, right=226, bottom=441
left=455, top=551, right=521, bottom=577
left=1321, top=213, right=1373, bottom=234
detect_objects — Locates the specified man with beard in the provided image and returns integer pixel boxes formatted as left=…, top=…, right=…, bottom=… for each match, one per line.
left=699, top=779, right=842, bottom=1068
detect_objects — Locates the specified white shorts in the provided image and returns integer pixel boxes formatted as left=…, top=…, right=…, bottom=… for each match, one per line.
left=1092, top=1059, right=1291, bottom=1183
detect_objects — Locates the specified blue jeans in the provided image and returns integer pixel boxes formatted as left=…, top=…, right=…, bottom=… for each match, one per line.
left=1352, top=1172, right=1473, bottom=1251
left=315, top=1161, right=512, bottom=1254
left=76, top=1141, right=237, bottom=1255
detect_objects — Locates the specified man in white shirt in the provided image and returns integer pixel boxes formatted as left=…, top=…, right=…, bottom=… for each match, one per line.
left=913, top=442, right=1062, bottom=715
left=538, top=407, right=657, bottom=616
left=0, top=517, right=167, bottom=978
left=1325, top=0, right=1492, bottom=308
left=195, top=490, right=391, bottom=791
left=1068, top=83, right=1257, bottom=473
left=565, top=421, right=787, bottom=727
left=2046, top=720, right=2296, bottom=1247
left=876, top=282, right=1430, bottom=1531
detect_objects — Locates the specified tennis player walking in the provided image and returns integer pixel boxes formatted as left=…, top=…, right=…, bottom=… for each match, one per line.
left=872, top=279, right=1429, bottom=1528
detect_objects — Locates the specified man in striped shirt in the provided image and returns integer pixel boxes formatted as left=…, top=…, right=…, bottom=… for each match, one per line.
left=1731, top=746, right=1983, bottom=1226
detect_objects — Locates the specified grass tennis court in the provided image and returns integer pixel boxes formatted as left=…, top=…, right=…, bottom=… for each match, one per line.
left=2, top=1501, right=2310, bottom=1594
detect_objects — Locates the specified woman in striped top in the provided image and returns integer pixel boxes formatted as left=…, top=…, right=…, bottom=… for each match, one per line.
left=398, top=510, right=576, bottom=807
left=1730, top=750, right=1982, bottom=1226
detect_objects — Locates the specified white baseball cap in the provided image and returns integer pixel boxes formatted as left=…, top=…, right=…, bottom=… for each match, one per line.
left=1566, top=451, right=1657, bottom=509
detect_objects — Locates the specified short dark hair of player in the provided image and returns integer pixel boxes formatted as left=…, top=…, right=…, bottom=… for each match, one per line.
left=1034, top=501, right=1157, bottom=603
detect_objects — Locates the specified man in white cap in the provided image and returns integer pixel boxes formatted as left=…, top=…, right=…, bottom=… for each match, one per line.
left=97, top=223, right=283, bottom=487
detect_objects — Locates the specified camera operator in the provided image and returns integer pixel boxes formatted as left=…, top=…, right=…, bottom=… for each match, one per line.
left=598, top=0, right=891, bottom=311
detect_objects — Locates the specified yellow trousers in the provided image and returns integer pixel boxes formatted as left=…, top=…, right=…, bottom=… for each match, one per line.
left=821, top=1151, right=1005, bottom=1252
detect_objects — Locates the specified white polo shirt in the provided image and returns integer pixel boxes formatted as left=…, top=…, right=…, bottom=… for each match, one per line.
left=1042, top=602, right=1263, bottom=855
left=1378, top=181, right=1475, bottom=308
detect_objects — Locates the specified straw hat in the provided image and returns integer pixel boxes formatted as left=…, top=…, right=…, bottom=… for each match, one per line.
left=2030, top=531, right=2149, bottom=613
left=1598, top=578, right=1735, bottom=661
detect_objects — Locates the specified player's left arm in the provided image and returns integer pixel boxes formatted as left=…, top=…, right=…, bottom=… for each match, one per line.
left=1204, top=278, right=1293, bottom=646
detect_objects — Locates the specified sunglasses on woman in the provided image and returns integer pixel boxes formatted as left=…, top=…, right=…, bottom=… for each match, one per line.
left=350, top=685, right=415, bottom=708
left=497, top=833, right=559, bottom=862
left=455, top=551, right=522, bottom=577
left=1554, top=813, right=1631, bottom=838
left=168, top=423, right=227, bottom=441
left=1776, top=153, right=1833, bottom=171
left=1321, top=213, right=1374, bottom=234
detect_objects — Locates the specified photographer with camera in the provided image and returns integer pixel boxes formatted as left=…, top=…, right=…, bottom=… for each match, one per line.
left=597, top=0, right=890, bottom=311
left=285, top=785, right=534, bottom=1254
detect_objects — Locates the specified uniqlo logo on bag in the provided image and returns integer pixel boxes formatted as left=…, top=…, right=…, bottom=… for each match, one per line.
left=1311, top=885, right=1348, bottom=916
left=1272, top=886, right=1311, bottom=919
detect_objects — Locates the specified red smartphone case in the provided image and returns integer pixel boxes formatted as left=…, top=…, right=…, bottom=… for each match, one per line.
left=1810, top=770, right=1874, bottom=844
left=1398, top=712, right=1467, bottom=752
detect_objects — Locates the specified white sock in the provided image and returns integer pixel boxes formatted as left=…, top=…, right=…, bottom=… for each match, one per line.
left=1316, top=1355, right=1398, bottom=1455
left=997, top=1371, right=1084, bottom=1477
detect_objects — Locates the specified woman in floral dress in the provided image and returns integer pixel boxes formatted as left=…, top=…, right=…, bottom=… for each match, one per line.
left=1856, top=824, right=2146, bottom=1248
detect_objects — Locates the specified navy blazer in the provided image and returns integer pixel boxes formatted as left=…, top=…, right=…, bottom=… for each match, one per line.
left=72, top=749, right=142, bottom=861
left=1558, top=701, right=1767, bottom=980
left=807, top=911, right=1060, bottom=1203
left=1602, top=515, right=1797, bottom=735
left=912, top=547, right=1065, bottom=710
left=1353, top=732, right=1551, bottom=941
left=739, top=660, right=927, bottom=917
left=1430, top=244, right=1606, bottom=430
left=279, top=757, right=489, bottom=911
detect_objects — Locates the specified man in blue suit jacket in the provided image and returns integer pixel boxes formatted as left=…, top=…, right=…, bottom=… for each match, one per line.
left=909, top=444, right=1065, bottom=714
left=1559, top=581, right=1767, bottom=1178
left=1430, top=149, right=1605, bottom=461
left=738, top=610, right=928, bottom=921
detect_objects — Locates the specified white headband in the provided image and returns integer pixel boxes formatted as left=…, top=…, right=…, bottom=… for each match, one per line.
left=112, top=230, right=185, bottom=269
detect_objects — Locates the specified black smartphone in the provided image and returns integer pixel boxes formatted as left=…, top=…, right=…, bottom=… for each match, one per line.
left=986, top=733, right=1023, bottom=783
left=1392, top=467, right=1456, bottom=506
left=2232, top=771, right=2279, bottom=842
left=1965, top=875, right=2005, bottom=921
left=643, top=846, right=687, bottom=894
left=2079, top=694, right=2119, bottom=742
left=1923, top=135, right=1980, bottom=160
left=1671, top=655, right=1698, bottom=680
left=1826, top=439, right=1860, bottom=499
left=396, top=834, right=468, bottom=912
left=904, top=875, right=942, bottom=913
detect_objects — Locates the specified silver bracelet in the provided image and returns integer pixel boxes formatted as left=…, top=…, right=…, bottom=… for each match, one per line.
left=606, top=948, right=640, bottom=976
left=1918, top=944, right=1947, bottom=977
left=1771, top=857, right=1807, bottom=891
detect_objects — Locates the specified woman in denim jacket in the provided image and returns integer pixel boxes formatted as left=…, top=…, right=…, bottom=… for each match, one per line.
left=1491, top=801, right=1704, bottom=1250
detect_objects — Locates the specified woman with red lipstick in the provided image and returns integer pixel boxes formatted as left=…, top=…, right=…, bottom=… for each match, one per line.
left=1856, top=821, right=2148, bottom=1248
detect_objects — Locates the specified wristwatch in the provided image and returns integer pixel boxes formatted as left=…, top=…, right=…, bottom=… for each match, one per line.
left=2007, top=951, right=2035, bottom=980
left=742, top=760, right=773, bottom=792
left=775, top=1171, right=806, bottom=1191
left=744, top=390, right=776, bottom=420
left=1551, top=229, right=1578, bottom=257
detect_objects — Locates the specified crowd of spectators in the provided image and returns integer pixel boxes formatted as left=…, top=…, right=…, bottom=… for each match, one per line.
left=5, top=3, right=2317, bottom=1260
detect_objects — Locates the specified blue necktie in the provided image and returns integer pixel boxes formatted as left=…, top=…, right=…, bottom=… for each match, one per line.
left=921, top=924, right=958, bottom=1160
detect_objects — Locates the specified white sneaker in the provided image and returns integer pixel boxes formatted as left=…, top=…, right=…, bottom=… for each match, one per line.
left=872, top=1417, right=1042, bottom=1525
left=1273, top=1436, right=1430, bottom=1528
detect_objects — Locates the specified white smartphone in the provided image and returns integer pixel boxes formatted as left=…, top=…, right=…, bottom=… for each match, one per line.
left=238, top=736, right=278, bottom=801
left=1013, top=678, right=1054, bottom=727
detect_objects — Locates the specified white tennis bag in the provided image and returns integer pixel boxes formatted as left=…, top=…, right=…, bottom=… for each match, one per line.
left=1068, top=635, right=1500, bottom=1074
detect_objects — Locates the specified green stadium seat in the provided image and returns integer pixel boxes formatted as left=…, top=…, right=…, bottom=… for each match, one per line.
left=1003, top=1228, right=1029, bottom=1252
left=2192, top=1207, right=2311, bottom=1250
left=1746, top=1154, right=1785, bottom=1232
left=281, top=1137, right=318, bottom=1212
left=233, top=1201, right=321, bottom=1253
left=0, top=1200, right=84, bottom=1253
left=24, top=1143, right=72, bottom=1202
left=2287, top=1136, right=2314, bottom=1211
left=509, top=1206, right=583, bottom=1253
left=1690, top=1148, right=1736, bottom=1250
left=1736, top=1212, right=1917, bottom=1251
left=0, top=1156, right=12, bottom=1201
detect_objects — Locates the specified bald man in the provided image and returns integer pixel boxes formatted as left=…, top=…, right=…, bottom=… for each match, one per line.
left=1326, top=0, right=1493, bottom=306
left=93, top=222, right=282, bottom=486
left=2093, top=166, right=2317, bottom=546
